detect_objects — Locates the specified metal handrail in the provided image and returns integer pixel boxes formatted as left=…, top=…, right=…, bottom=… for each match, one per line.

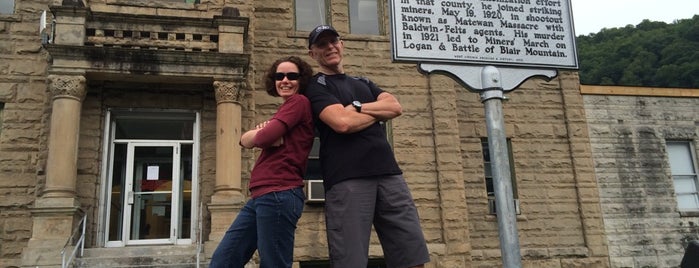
left=61, top=214, right=87, bottom=268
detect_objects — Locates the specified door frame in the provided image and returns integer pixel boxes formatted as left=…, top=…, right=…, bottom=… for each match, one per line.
left=123, top=142, right=180, bottom=246
left=97, top=109, right=200, bottom=247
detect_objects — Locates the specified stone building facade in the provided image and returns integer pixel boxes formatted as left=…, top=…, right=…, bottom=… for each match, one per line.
left=582, top=85, right=699, bottom=268
left=0, top=0, right=613, bottom=267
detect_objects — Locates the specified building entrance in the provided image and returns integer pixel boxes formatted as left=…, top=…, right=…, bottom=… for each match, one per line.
left=102, top=110, right=199, bottom=247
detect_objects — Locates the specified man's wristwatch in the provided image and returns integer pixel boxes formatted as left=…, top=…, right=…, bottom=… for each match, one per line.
left=352, top=100, right=362, bottom=112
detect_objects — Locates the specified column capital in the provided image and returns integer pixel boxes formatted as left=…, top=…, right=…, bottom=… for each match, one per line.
left=48, top=75, right=86, bottom=101
left=213, top=80, right=244, bottom=104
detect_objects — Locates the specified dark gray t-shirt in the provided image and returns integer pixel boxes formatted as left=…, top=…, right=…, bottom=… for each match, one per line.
left=304, top=73, right=402, bottom=191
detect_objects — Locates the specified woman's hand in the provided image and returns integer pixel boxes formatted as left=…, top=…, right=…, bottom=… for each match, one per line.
left=255, top=120, right=283, bottom=146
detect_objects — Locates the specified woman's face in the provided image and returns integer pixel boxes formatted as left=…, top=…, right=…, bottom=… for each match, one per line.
left=275, top=61, right=301, bottom=99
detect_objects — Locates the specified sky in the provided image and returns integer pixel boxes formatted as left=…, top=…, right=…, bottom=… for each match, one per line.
left=571, top=0, right=699, bottom=35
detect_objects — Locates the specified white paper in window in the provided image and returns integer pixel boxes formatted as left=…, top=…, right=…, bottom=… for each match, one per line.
left=147, top=166, right=159, bottom=181
left=152, top=206, right=165, bottom=216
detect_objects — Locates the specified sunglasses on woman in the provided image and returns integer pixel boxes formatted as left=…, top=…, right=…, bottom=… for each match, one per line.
left=274, top=72, right=300, bottom=81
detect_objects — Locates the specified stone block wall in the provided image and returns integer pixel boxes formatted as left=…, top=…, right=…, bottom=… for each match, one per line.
left=583, top=87, right=699, bottom=268
left=0, top=0, right=52, bottom=266
left=456, top=74, right=609, bottom=267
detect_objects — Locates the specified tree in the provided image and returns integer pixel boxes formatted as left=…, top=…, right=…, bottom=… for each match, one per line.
left=576, top=15, right=699, bottom=88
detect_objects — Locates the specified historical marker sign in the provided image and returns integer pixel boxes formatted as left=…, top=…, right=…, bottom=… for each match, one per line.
left=389, top=0, right=578, bottom=69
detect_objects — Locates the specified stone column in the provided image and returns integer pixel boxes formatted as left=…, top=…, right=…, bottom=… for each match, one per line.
left=21, top=74, right=86, bottom=267
left=206, top=80, right=245, bottom=256
left=43, top=75, right=86, bottom=198
left=211, top=80, right=245, bottom=202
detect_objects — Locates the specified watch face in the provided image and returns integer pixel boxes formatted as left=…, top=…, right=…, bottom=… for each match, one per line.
left=352, top=101, right=361, bottom=112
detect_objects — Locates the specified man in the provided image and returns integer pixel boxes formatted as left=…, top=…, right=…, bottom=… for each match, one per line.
left=304, top=25, right=430, bottom=268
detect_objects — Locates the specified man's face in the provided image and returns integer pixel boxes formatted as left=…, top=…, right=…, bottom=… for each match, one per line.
left=309, top=32, right=343, bottom=68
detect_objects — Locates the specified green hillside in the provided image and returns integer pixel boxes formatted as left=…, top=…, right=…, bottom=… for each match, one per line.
left=576, top=15, right=699, bottom=88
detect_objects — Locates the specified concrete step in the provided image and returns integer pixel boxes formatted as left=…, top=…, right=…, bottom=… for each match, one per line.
left=76, top=245, right=204, bottom=268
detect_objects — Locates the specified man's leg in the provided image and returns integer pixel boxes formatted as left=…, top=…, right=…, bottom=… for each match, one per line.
left=325, top=178, right=378, bottom=268
left=374, top=175, right=430, bottom=268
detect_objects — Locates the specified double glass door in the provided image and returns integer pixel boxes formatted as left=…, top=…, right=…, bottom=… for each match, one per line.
left=104, top=111, right=197, bottom=247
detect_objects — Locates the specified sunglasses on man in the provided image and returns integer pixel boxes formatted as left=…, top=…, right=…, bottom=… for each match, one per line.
left=312, top=37, right=340, bottom=49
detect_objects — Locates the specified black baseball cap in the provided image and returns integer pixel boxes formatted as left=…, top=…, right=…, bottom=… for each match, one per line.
left=308, top=25, right=339, bottom=49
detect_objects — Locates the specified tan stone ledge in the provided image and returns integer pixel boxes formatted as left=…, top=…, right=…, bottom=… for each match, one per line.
left=34, top=196, right=81, bottom=208
left=209, top=192, right=245, bottom=207
left=0, top=15, right=21, bottom=22
left=581, top=85, right=699, bottom=98
left=30, top=206, right=82, bottom=216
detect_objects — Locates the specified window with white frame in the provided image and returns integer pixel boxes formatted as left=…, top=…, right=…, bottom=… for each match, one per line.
left=304, top=121, right=392, bottom=203
left=295, top=0, right=382, bottom=35
left=668, top=141, right=699, bottom=211
left=0, top=0, right=14, bottom=15
left=304, top=136, right=321, bottom=181
left=349, top=0, right=380, bottom=35
left=481, top=138, right=520, bottom=214
left=303, top=134, right=324, bottom=203
left=295, top=0, right=328, bottom=32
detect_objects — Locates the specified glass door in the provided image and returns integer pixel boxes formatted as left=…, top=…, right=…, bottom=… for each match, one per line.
left=102, top=109, right=198, bottom=247
left=124, top=143, right=180, bottom=245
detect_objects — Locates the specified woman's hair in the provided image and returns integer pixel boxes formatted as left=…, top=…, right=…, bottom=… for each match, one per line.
left=264, top=56, right=314, bottom=97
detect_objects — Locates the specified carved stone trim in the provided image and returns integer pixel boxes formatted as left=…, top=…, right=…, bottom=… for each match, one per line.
left=214, top=81, right=244, bottom=104
left=48, top=75, right=87, bottom=101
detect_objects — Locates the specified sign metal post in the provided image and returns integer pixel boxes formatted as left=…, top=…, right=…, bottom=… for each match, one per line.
left=479, top=65, right=521, bottom=268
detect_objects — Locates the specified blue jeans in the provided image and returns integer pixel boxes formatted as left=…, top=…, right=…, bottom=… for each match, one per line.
left=209, top=187, right=305, bottom=268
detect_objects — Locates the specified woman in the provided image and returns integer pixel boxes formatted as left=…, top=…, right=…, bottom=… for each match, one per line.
left=210, top=56, right=315, bottom=268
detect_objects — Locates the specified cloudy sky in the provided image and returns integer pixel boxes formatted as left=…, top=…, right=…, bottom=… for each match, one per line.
left=571, top=0, right=699, bottom=35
